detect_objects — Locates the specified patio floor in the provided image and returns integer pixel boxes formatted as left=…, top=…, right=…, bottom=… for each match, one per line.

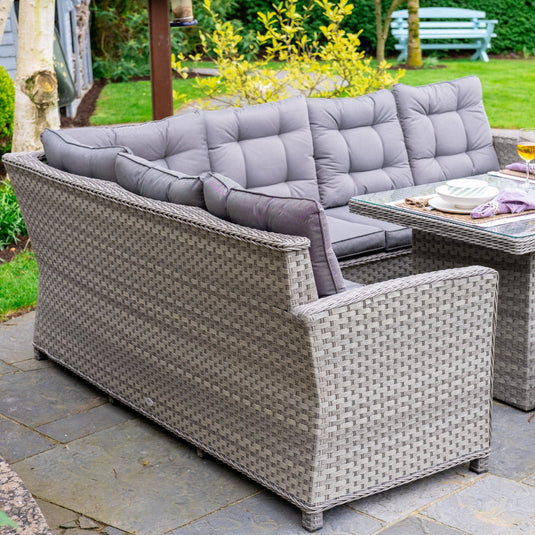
left=1, top=311, right=534, bottom=535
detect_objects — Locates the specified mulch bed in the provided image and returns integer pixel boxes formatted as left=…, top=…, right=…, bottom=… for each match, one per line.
left=60, top=78, right=107, bottom=128
left=0, top=235, right=31, bottom=263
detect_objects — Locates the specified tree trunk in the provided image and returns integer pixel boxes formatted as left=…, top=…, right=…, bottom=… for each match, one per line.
left=406, top=0, right=422, bottom=68
left=374, top=0, right=403, bottom=65
left=0, top=0, right=14, bottom=42
left=12, top=0, right=59, bottom=153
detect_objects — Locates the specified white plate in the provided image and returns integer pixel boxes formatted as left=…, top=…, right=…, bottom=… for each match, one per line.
left=428, top=196, right=475, bottom=214
left=435, top=185, right=499, bottom=209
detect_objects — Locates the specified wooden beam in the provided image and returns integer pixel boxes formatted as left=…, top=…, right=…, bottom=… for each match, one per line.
left=148, top=0, right=173, bottom=120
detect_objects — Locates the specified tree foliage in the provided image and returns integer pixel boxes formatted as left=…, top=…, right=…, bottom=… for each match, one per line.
left=172, top=0, right=404, bottom=107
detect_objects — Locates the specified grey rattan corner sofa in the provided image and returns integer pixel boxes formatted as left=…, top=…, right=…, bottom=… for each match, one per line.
left=3, top=75, right=500, bottom=531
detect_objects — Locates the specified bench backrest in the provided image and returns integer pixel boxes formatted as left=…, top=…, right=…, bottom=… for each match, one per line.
left=392, top=8, right=487, bottom=21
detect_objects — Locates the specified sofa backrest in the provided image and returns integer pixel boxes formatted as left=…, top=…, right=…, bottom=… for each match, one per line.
left=203, top=95, right=320, bottom=200
left=307, top=91, right=414, bottom=208
left=41, top=110, right=211, bottom=181
left=393, top=76, right=499, bottom=184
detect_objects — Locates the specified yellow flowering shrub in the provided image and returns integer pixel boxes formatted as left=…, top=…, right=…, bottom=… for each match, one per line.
left=172, top=0, right=404, bottom=108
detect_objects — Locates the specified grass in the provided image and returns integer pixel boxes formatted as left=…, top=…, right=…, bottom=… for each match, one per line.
left=0, top=251, right=38, bottom=322
left=90, top=78, right=207, bottom=125
left=90, top=57, right=535, bottom=129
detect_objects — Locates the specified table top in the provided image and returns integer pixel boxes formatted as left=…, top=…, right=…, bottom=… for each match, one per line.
left=349, top=173, right=535, bottom=255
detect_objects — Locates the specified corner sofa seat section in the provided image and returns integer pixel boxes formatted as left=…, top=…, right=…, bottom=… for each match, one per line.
left=203, top=95, right=321, bottom=200
left=307, top=90, right=414, bottom=258
left=393, top=75, right=499, bottom=184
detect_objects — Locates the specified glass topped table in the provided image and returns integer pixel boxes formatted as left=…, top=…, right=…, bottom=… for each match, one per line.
left=350, top=173, right=535, bottom=411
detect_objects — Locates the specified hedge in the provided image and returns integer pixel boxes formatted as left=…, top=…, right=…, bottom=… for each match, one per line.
left=227, top=0, right=535, bottom=57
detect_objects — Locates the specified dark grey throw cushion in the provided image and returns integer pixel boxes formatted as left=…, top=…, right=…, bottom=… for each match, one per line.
left=393, top=76, right=499, bottom=184
left=201, top=172, right=243, bottom=220
left=41, top=128, right=131, bottom=181
left=307, top=91, right=413, bottom=208
left=226, top=189, right=345, bottom=298
left=204, top=96, right=320, bottom=200
left=115, top=153, right=205, bottom=207
left=41, top=110, right=211, bottom=180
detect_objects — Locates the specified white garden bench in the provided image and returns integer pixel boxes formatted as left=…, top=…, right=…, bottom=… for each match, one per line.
left=390, top=7, right=498, bottom=62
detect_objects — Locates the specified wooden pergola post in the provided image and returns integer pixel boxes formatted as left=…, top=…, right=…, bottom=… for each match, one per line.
left=148, top=0, right=174, bottom=120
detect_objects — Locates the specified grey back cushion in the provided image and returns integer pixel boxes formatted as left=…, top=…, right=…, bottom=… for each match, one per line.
left=115, top=153, right=205, bottom=207
left=41, top=128, right=131, bottom=181
left=42, top=110, right=211, bottom=180
left=393, top=76, right=499, bottom=184
left=204, top=96, right=320, bottom=200
left=226, top=189, right=345, bottom=298
left=307, top=90, right=414, bottom=208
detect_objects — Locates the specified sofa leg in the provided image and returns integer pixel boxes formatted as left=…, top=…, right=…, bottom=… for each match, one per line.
left=469, top=456, right=489, bottom=474
left=302, top=511, right=323, bottom=532
left=34, top=348, right=47, bottom=361
left=196, top=447, right=205, bottom=459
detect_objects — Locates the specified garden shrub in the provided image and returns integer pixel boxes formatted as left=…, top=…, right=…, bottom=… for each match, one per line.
left=0, top=179, right=26, bottom=249
left=0, top=66, right=14, bottom=157
left=172, top=0, right=404, bottom=107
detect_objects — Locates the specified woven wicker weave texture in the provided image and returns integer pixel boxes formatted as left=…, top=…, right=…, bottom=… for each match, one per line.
left=4, top=152, right=498, bottom=530
left=349, top=196, right=535, bottom=411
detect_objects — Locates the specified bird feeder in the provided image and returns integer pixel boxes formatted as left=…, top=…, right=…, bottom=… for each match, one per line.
left=171, top=0, right=198, bottom=26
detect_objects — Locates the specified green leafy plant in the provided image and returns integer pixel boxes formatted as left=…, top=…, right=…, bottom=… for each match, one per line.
left=0, top=66, right=14, bottom=157
left=172, top=0, right=404, bottom=107
left=0, top=179, right=27, bottom=249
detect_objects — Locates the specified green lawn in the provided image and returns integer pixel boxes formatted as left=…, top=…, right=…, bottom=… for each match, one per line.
left=90, top=78, right=207, bottom=125
left=0, top=252, right=38, bottom=321
left=91, top=58, right=535, bottom=129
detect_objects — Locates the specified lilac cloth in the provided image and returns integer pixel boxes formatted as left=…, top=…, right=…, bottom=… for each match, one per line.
left=471, top=189, right=535, bottom=218
left=506, top=162, right=534, bottom=173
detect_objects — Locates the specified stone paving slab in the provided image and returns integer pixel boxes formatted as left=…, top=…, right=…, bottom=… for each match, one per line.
left=0, top=416, right=55, bottom=463
left=36, top=403, right=137, bottom=443
left=423, top=474, right=535, bottom=534
left=0, top=359, right=15, bottom=375
left=13, top=419, right=259, bottom=535
left=168, top=493, right=382, bottom=535
left=0, top=366, right=106, bottom=427
left=12, top=357, right=53, bottom=372
left=488, top=402, right=535, bottom=480
left=347, top=467, right=478, bottom=522
left=377, top=516, right=468, bottom=534
left=0, top=312, right=36, bottom=363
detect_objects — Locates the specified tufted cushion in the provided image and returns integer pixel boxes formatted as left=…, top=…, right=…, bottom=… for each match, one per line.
left=204, top=96, right=320, bottom=200
left=41, top=128, right=131, bottom=181
left=226, top=190, right=345, bottom=298
left=42, top=110, right=211, bottom=179
left=115, top=153, right=205, bottom=207
left=393, top=76, right=499, bottom=184
left=201, top=172, right=243, bottom=220
left=307, top=91, right=414, bottom=208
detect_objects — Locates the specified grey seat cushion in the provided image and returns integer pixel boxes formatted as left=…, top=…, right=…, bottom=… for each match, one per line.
left=204, top=95, right=320, bottom=200
left=326, top=205, right=412, bottom=253
left=115, top=153, right=205, bottom=207
left=307, top=91, right=413, bottom=208
left=41, top=110, right=211, bottom=180
left=225, top=189, right=345, bottom=298
left=40, top=128, right=131, bottom=181
left=393, top=76, right=500, bottom=184
left=326, top=215, right=385, bottom=259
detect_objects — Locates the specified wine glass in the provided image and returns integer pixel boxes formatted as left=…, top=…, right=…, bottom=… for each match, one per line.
left=517, top=129, right=535, bottom=187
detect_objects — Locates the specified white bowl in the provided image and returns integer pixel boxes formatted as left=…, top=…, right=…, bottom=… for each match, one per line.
left=435, top=184, right=499, bottom=209
left=445, top=178, right=489, bottom=198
